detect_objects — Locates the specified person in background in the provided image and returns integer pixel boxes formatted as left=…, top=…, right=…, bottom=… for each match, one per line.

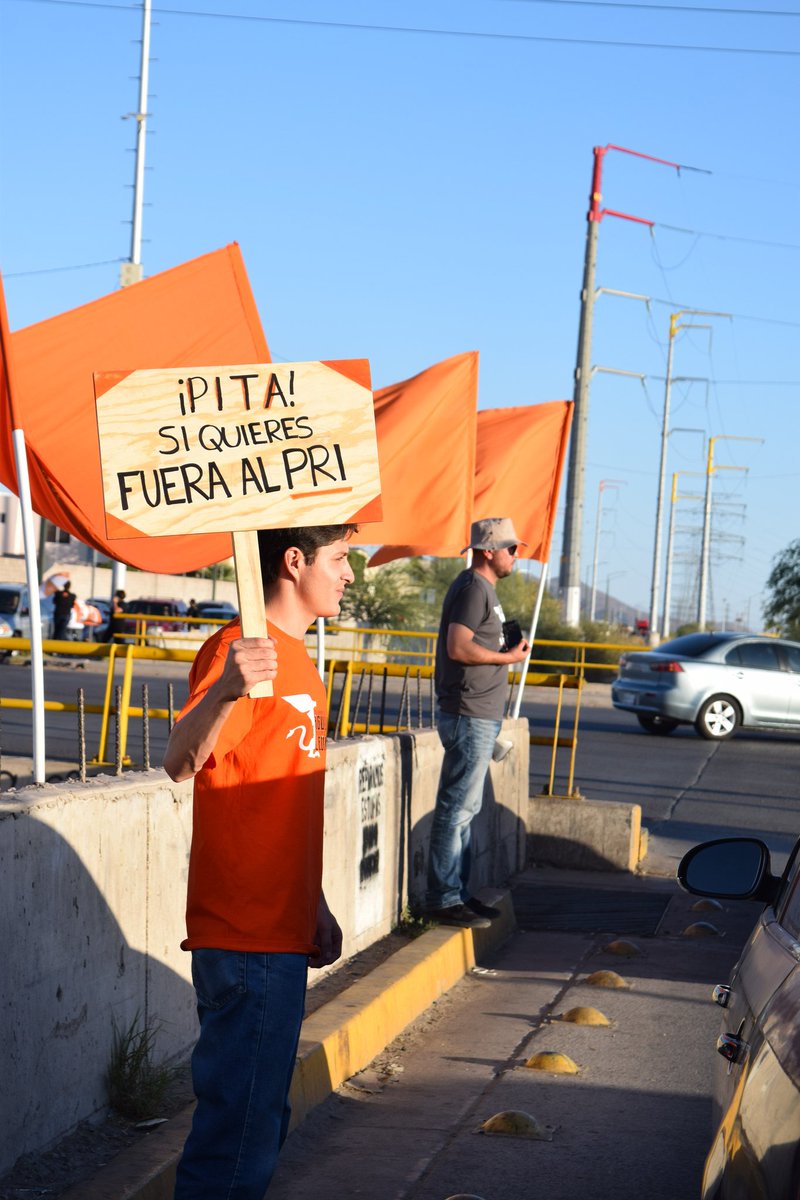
left=187, top=598, right=200, bottom=620
left=163, top=524, right=355, bottom=1200
left=52, top=582, right=76, bottom=641
left=102, top=589, right=126, bottom=643
left=424, top=517, right=531, bottom=929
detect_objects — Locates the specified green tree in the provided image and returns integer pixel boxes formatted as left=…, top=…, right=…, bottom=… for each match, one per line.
left=764, top=539, right=800, bottom=637
left=405, top=557, right=463, bottom=627
left=339, top=556, right=420, bottom=628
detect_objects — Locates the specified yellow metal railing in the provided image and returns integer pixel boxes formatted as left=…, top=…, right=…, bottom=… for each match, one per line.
left=0, top=627, right=644, bottom=781
left=0, top=636, right=197, bottom=769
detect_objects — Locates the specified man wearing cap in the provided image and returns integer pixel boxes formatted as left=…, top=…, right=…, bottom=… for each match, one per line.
left=424, top=517, right=531, bottom=929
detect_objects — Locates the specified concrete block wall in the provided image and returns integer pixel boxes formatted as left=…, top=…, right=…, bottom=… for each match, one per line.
left=0, top=719, right=528, bottom=1174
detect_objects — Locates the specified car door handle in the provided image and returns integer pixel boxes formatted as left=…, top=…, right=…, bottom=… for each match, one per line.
left=717, top=1032, right=746, bottom=1065
left=712, top=984, right=731, bottom=1008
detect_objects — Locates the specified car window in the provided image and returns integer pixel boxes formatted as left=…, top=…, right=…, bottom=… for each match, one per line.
left=0, top=589, right=22, bottom=614
left=725, top=642, right=782, bottom=671
left=658, top=633, right=726, bottom=657
left=779, top=870, right=800, bottom=941
left=780, top=643, right=800, bottom=674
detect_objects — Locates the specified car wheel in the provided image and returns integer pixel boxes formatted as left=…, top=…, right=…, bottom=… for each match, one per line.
left=695, top=695, right=740, bottom=741
left=636, top=714, right=679, bottom=735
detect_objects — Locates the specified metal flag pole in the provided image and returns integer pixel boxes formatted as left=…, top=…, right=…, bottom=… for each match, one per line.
left=511, top=560, right=548, bottom=721
left=0, top=275, right=46, bottom=783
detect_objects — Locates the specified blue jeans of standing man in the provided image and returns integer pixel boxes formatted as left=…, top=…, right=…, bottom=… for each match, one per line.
left=426, top=711, right=502, bottom=910
left=174, top=949, right=308, bottom=1200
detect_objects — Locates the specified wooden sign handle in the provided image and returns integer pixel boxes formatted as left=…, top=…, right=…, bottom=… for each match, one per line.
left=232, top=530, right=273, bottom=699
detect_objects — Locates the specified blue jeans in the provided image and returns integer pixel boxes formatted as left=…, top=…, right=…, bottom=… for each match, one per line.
left=174, top=950, right=308, bottom=1200
left=426, top=711, right=502, bottom=910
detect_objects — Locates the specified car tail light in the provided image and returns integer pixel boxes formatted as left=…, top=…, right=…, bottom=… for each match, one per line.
left=649, top=660, right=684, bottom=673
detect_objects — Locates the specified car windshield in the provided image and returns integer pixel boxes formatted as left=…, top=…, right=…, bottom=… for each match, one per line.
left=656, top=633, right=728, bottom=658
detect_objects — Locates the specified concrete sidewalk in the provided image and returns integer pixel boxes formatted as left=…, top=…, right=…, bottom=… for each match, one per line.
left=267, top=869, right=755, bottom=1200
left=61, top=865, right=756, bottom=1200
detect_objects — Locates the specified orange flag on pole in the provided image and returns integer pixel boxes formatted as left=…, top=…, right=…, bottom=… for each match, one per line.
left=368, top=400, right=572, bottom=565
left=0, top=244, right=269, bottom=573
left=352, top=351, right=479, bottom=550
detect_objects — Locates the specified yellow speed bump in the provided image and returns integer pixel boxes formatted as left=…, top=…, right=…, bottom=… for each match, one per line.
left=682, top=921, right=721, bottom=937
left=601, top=938, right=642, bottom=957
left=558, top=1006, right=610, bottom=1026
left=585, top=969, right=629, bottom=989
left=478, top=1110, right=555, bottom=1140
left=692, top=898, right=724, bottom=912
left=524, top=1051, right=579, bottom=1074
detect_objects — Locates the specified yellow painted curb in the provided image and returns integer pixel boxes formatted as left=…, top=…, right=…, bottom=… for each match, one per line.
left=60, top=895, right=514, bottom=1200
left=289, top=896, right=515, bottom=1127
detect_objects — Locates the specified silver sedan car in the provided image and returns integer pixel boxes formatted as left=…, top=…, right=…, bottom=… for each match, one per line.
left=611, top=631, right=800, bottom=740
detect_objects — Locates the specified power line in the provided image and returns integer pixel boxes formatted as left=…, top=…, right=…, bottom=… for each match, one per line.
left=482, top=0, right=800, bottom=14
left=657, top=221, right=800, bottom=251
left=647, top=296, right=800, bottom=328
left=6, top=0, right=800, bottom=57
left=3, top=258, right=123, bottom=278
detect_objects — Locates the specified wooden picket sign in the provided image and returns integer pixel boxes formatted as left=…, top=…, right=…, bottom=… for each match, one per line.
left=94, top=359, right=382, bottom=698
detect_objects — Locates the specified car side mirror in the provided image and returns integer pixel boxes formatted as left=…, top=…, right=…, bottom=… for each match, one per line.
left=678, top=837, right=780, bottom=905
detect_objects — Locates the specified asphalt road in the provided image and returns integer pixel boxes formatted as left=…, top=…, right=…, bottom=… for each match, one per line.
left=3, top=656, right=799, bottom=878
left=528, top=686, right=800, bottom=874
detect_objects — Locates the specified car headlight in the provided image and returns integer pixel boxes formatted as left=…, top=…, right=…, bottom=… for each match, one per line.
left=0, top=620, right=13, bottom=638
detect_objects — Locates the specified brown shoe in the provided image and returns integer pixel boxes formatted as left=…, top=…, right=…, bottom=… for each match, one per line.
left=426, top=903, right=491, bottom=930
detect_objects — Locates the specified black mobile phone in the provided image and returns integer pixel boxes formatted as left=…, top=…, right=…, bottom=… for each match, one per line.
left=502, top=619, right=523, bottom=651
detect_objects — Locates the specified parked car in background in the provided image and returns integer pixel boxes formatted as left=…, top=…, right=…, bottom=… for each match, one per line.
left=0, top=583, right=69, bottom=641
left=123, top=597, right=188, bottom=634
left=0, top=582, right=31, bottom=640
left=611, top=632, right=800, bottom=740
left=678, top=836, right=800, bottom=1198
left=194, top=600, right=238, bottom=625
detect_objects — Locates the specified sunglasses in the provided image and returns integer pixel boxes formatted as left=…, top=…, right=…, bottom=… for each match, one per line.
left=506, top=544, right=518, bottom=556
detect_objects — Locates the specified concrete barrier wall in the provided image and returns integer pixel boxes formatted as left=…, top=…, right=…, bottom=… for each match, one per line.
left=0, top=719, right=528, bottom=1174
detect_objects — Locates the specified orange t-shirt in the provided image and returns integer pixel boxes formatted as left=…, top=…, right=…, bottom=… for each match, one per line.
left=179, top=620, right=327, bottom=955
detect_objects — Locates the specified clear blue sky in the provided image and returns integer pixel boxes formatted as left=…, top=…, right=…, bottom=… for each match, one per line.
left=1, top=0, right=799, bottom=629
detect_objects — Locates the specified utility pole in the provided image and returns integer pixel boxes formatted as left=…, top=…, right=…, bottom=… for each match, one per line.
left=648, top=310, right=729, bottom=644
left=662, top=471, right=704, bottom=639
left=113, top=0, right=152, bottom=599
left=589, top=479, right=624, bottom=620
left=121, top=0, right=151, bottom=288
left=698, top=435, right=762, bottom=629
left=559, top=144, right=701, bottom=627
left=560, top=147, right=603, bottom=628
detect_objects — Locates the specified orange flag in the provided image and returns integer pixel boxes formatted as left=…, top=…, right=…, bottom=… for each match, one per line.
left=368, top=400, right=573, bottom=565
left=351, top=351, right=479, bottom=550
left=0, top=244, right=269, bottom=573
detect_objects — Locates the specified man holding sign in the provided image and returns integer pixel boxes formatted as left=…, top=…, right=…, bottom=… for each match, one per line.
left=164, top=524, right=355, bottom=1200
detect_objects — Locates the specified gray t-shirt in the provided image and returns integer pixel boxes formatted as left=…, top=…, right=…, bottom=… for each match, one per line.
left=435, top=569, right=508, bottom=719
